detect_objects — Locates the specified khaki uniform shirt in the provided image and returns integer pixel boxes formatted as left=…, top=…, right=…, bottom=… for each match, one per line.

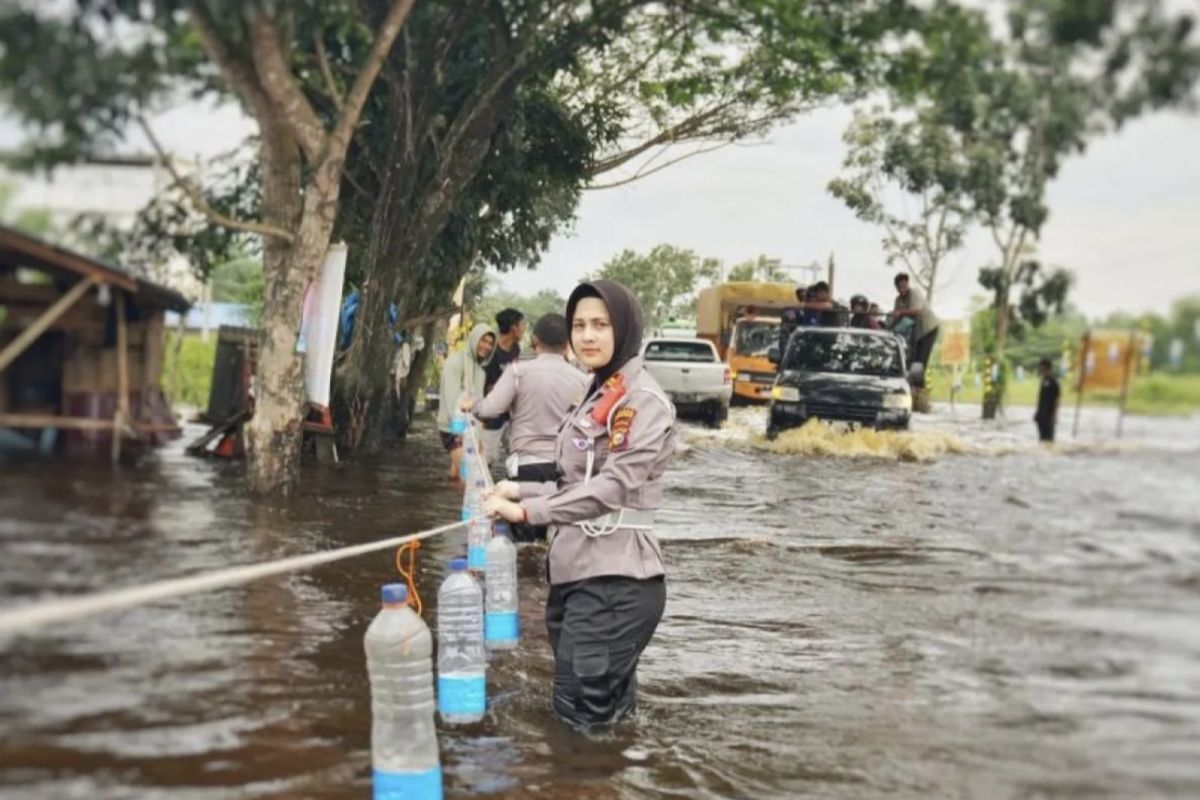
left=474, top=353, right=589, bottom=462
left=520, top=357, right=676, bottom=585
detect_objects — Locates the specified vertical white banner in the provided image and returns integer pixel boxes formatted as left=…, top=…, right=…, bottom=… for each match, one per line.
left=304, top=242, right=348, bottom=408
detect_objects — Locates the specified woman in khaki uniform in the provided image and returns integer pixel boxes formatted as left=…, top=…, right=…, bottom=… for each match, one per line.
left=485, top=280, right=676, bottom=730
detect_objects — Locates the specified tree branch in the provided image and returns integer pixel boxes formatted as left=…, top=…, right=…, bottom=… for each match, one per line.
left=248, top=10, right=329, bottom=164
left=187, top=3, right=272, bottom=120
left=590, top=103, right=734, bottom=176
left=314, top=35, right=344, bottom=110
left=588, top=142, right=734, bottom=189
left=329, top=0, right=418, bottom=160
left=137, top=117, right=295, bottom=243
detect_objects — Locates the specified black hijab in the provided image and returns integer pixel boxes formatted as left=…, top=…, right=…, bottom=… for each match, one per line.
left=566, top=280, right=645, bottom=388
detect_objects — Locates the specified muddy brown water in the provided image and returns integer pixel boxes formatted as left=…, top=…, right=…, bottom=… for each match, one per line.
left=2, top=406, right=1199, bottom=799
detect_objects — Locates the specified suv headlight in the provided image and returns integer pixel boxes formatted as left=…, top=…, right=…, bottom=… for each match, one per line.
left=772, top=386, right=801, bottom=402
left=883, top=391, right=912, bottom=411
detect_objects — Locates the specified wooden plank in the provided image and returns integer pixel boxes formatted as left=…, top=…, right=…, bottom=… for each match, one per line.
left=0, top=413, right=119, bottom=431
left=112, top=291, right=130, bottom=463
left=1, top=301, right=108, bottom=333
left=0, top=276, right=98, bottom=374
left=0, top=281, right=61, bottom=304
left=0, top=413, right=177, bottom=434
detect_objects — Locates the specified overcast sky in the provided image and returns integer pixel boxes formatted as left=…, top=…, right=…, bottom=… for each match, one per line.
left=2, top=91, right=1197, bottom=322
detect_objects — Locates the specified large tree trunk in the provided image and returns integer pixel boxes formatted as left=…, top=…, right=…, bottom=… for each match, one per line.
left=335, top=86, right=513, bottom=455
left=246, top=129, right=343, bottom=493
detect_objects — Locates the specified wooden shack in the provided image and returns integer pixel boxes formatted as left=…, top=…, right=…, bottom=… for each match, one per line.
left=0, top=224, right=190, bottom=460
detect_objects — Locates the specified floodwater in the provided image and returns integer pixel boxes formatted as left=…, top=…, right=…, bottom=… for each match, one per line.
left=2, top=404, right=1199, bottom=799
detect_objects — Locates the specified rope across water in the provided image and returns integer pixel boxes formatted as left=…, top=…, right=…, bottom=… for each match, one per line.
left=0, top=519, right=467, bottom=637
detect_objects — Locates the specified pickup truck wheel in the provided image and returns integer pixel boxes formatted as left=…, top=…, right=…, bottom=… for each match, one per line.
left=705, top=404, right=727, bottom=429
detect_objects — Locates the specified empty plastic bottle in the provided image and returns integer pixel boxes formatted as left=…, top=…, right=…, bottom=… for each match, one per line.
left=485, top=523, right=519, bottom=651
left=437, top=558, right=486, bottom=724
left=466, top=517, right=491, bottom=570
left=364, top=583, right=442, bottom=800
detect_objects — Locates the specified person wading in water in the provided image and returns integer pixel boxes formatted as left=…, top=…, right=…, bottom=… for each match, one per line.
left=484, top=280, right=676, bottom=730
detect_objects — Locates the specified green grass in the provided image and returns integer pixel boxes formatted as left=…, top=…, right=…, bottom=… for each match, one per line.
left=928, top=370, right=1200, bottom=416
left=163, top=331, right=217, bottom=410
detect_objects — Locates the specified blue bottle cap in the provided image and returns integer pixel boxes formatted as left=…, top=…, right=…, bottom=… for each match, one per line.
left=450, top=556, right=469, bottom=571
left=381, top=583, right=408, bottom=605
left=493, top=521, right=511, bottom=537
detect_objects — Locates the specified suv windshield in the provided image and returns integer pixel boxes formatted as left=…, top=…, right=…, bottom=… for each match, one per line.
left=784, top=331, right=903, bottom=377
left=733, top=320, right=777, bottom=357
left=643, top=340, right=717, bottom=363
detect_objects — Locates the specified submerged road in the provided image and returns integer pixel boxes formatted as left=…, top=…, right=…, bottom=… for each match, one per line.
left=1, top=405, right=1198, bottom=798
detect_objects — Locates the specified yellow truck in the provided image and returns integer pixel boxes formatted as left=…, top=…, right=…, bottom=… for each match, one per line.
left=697, top=282, right=799, bottom=403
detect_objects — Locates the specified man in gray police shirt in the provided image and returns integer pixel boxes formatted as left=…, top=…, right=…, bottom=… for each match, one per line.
left=467, top=313, right=589, bottom=542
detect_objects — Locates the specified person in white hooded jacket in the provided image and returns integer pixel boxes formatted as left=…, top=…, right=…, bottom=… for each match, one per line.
left=437, top=322, right=497, bottom=484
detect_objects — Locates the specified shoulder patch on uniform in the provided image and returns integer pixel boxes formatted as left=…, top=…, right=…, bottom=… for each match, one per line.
left=609, top=406, right=636, bottom=451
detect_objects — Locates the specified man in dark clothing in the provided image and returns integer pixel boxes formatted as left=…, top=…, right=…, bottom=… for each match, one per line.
left=777, top=286, right=808, bottom=357
left=800, top=281, right=846, bottom=327
left=484, top=308, right=525, bottom=392
left=849, top=294, right=879, bottom=329
left=1035, top=357, right=1061, bottom=443
left=480, top=308, right=525, bottom=449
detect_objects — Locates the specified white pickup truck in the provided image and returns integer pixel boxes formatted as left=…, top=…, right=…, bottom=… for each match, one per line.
left=641, top=338, right=732, bottom=428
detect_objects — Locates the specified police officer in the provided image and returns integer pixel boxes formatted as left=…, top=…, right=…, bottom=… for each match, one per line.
left=465, top=313, right=588, bottom=542
left=484, top=280, right=676, bottom=731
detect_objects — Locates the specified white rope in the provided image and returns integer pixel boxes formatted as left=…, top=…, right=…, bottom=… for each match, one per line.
left=0, top=519, right=466, bottom=637
left=464, top=417, right=494, bottom=489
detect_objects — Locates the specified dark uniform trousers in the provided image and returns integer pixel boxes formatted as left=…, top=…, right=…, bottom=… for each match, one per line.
left=911, top=326, right=939, bottom=387
left=511, top=462, right=559, bottom=543
left=1036, top=416, right=1056, bottom=442
left=545, top=574, right=666, bottom=731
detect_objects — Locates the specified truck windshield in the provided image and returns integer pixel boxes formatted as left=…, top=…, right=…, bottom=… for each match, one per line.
left=733, top=320, right=778, bottom=357
left=643, top=341, right=717, bottom=363
left=784, top=331, right=903, bottom=377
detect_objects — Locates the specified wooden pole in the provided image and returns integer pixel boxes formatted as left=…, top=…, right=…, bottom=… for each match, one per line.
left=1116, top=329, right=1137, bottom=439
left=1072, top=330, right=1089, bottom=439
left=112, top=291, right=130, bottom=464
left=0, top=276, right=97, bottom=374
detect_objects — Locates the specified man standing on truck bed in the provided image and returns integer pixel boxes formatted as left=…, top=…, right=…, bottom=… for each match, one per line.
left=778, top=285, right=808, bottom=357
left=467, top=313, right=588, bottom=542
left=890, top=272, right=939, bottom=387
left=798, top=281, right=846, bottom=328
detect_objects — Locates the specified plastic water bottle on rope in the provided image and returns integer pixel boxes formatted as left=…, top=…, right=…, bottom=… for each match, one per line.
left=437, top=557, right=487, bottom=724
left=365, top=583, right=442, bottom=800
left=460, top=430, right=481, bottom=483
left=461, top=475, right=486, bottom=522
left=467, top=514, right=491, bottom=569
left=485, top=521, right=519, bottom=651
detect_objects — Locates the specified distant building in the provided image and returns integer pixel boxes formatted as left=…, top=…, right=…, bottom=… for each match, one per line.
left=0, top=154, right=203, bottom=301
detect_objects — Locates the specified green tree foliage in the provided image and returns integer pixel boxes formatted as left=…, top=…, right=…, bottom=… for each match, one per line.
left=591, top=245, right=719, bottom=330
left=891, top=0, right=1199, bottom=417
left=472, top=281, right=566, bottom=336
left=727, top=255, right=790, bottom=283
left=828, top=108, right=970, bottom=303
